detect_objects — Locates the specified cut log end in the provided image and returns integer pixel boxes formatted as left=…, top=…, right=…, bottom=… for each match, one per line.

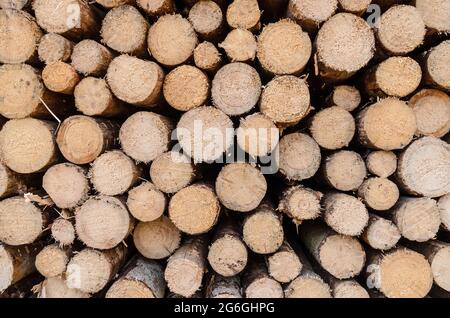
left=188, top=0, right=223, bottom=40
left=35, top=244, right=69, bottom=278
left=226, top=0, right=261, bottom=32
left=324, top=151, right=367, bottom=191
left=245, top=277, right=283, bottom=298
left=38, top=33, right=73, bottom=64
left=366, top=150, right=397, bottom=178
left=71, top=40, right=113, bottom=76
left=137, top=0, right=175, bottom=16
left=285, top=273, right=332, bottom=298
left=267, top=243, right=302, bottom=283
left=338, top=0, right=371, bottom=15
left=279, top=186, right=322, bottom=223
left=358, top=177, right=399, bottom=211
left=362, top=214, right=401, bottom=250
left=208, top=234, right=248, bottom=277
left=42, top=61, right=80, bottom=94
left=38, top=276, right=90, bottom=298
left=415, top=0, right=450, bottom=33
left=127, top=182, right=166, bottom=222
left=330, top=85, right=361, bottom=112
left=333, top=280, right=369, bottom=298
left=51, top=217, right=76, bottom=246
left=424, top=40, right=450, bottom=92
left=439, top=194, right=450, bottom=232
left=287, top=0, right=338, bottom=32
left=219, top=29, right=257, bottom=63
left=194, top=41, right=222, bottom=73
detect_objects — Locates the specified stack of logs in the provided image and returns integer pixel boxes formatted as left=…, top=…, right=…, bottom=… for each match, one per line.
left=0, top=0, right=449, bottom=299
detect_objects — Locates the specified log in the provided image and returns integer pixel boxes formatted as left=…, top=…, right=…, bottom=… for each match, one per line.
left=75, top=195, right=133, bottom=250
left=133, top=216, right=181, bottom=259
left=285, top=271, right=331, bottom=298
left=194, top=41, right=222, bottom=73
left=242, top=203, right=284, bottom=254
left=242, top=257, right=284, bottom=298
left=439, top=194, right=450, bottom=232
left=106, top=55, right=164, bottom=107
left=323, top=150, right=367, bottom=191
left=364, top=56, right=422, bottom=98
left=287, top=0, right=338, bottom=33
left=90, top=150, right=142, bottom=196
left=127, top=182, right=166, bottom=222
left=42, top=163, right=90, bottom=209
left=391, top=197, right=441, bottom=242
left=361, top=214, right=401, bottom=250
left=42, top=61, right=80, bottom=94
left=316, top=13, right=375, bottom=80
left=96, top=0, right=135, bottom=8
left=0, top=9, right=42, bottom=64
left=226, top=0, right=260, bottom=32
left=0, top=0, right=29, bottom=9
left=216, top=163, right=267, bottom=212
left=331, top=279, right=369, bottom=298
left=396, top=136, right=450, bottom=197
left=51, top=216, right=76, bottom=246
left=163, top=65, right=210, bottom=112
left=136, top=0, right=175, bottom=16
left=57, top=115, right=119, bottom=165
left=0, top=162, right=33, bottom=199
left=357, top=98, right=417, bottom=150
left=66, top=244, right=127, bottom=294
left=338, top=0, right=371, bottom=15
left=279, top=133, right=321, bottom=181
left=357, top=177, right=399, bottom=211
left=278, top=185, right=322, bottom=224
left=257, top=19, right=312, bottom=76
left=37, top=276, right=89, bottom=298
left=366, top=150, right=397, bottom=178
left=309, top=106, right=355, bottom=150
left=101, top=5, right=149, bottom=56
left=119, top=111, right=173, bottom=163
left=165, top=236, right=208, bottom=297
left=169, top=183, right=220, bottom=234
left=38, top=33, right=74, bottom=64
left=219, top=29, right=257, bottom=63
left=206, top=275, right=242, bottom=298
left=415, top=0, right=450, bottom=34
left=421, top=40, right=450, bottom=92
left=326, top=85, right=361, bottom=112
left=71, top=40, right=113, bottom=76
left=266, top=241, right=302, bottom=283
left=149, top=151, right=196, bottom=194
left=147, top=14, right=198, bottom=67
left=207, top=217, right=248, bottom=277
left=188, top=0, right=224, bottom=41
left=35, top=244, right=70, bottom=278
left=212, top=62, right=261, bottom=116
left=260, top=75, right=311, bottom=127
left=106, top=257, right=166, bottom=298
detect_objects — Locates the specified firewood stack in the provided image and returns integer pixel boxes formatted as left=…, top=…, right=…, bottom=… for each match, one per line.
left=0, top=0, right=449, bottom=299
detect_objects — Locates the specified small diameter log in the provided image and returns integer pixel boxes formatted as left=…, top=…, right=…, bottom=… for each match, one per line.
left=51, top=216, right=76, bottom=246
left=0, top=0, right=29, bottom=9
left=326, top=85, right=361, bottom=112
left=101, top=5, right=148, bottom=56
left=75, top=196, right=132, bottom=250
left=287, top=0, right=338, bottom=33
left=0, top=9, right=42, bottom=64
left=331, top=280, right=369, bottom=298
left=242, top=257, right=284, bottom=298
left=391, top=197, right=441, bottom=242
left=119, top=111, right=172, bottom=163
left=66, top=244, right=127, bottom=294
left=299, top=222, right=366, bottom=279
left=194, top=41, right=222, bottom=73
left=219, top=29, right=257, bottom=63
left=90, top=150, right=142, bottom=196
left=148, top=14, right=198, bottom=67
left=358, top=177, right=399, bottom=211
left=188, top=1, right=223, bottom=41
left=165, top=236, right=208, bottom=297
left=107, top=55, right=164, bottom=107
left=257, top=19, right=312, bottom=76
left=35, top=244, right=70, bottom=278
left=216, top=163, right=267, bottom=212
left=422, top=40, right=450, bottom=92
left=365, top=248, right=433, bottom=298
left=415, top=0, right=450, bottom=34
left=207, top=217, right=248, bottom=277
left=0, top=118, right=58, bottom=174
left=106, top=257, right=166, bottom=298
left=310, top=106, right=355, bottom=150
left=137, top=0, right=175, bottom=16
left=361, top=214, right=401, bottom=251
left=71, top=40, right=113, bottom=76
left=176, top=106, right=233, bottom=163
left=316, top=13, right=375, bottom=80
left=323, top=150, right=367, bottom=191
left=169, top=183, right=220, bottom=234
left=0, top=242, right=44, bottom=292
left=278, top=186, right=322, bottom=224
left=260, top=76, right=310, bottom=127
left=375, top=5, right=426, bottom=55
left=364, top=56, right=422, bottom=98
left=74, top=77, right=126, bottom=117
left=278, top=133, right=321, bottom=181
left=396, top=136, right=450, bottom=197
left=0, top=163, right=31, bottom=199
left=133, top=216, right=181, bottom=259
left=96, top=0, right=135, bottom=8
left=42, top=61, right=80, bottom=94
left=127, top=182, right=166, bottom=222
left=57, top=115, right=119, bottom=165
left=366, top=150, right=397, bottom=178
left=266, top=241, right=302, bottom=283
left=163, top=65, right=210, bottom=112
left=206, top=275, right=242, bottom=298
left=338, top=0, right=371, bottom=15
left=242, top=203, right=284, bottom=254
left=439, top=194, right=450, bottom=231
left=150, top=151, right=196, bottom=194
left=43, top=163, right=89, bottom=209
left=409, top=89, right=450, bottom=137
left=37, top=276, right=89, bottom=298
left=285, top=271, right=331, bottom=298
left=226, top=0, right=260, bottom=32
left=212, top=62, right=261, bottom=116
left=357, top=98, right=417, bottom=150
left=38, top=33, right=74, bottom=64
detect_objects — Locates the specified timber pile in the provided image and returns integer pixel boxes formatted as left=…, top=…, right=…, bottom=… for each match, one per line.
left=0, top=0, right=449, bottom=299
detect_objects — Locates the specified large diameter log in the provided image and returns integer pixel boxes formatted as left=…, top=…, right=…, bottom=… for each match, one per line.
left=106, top=257, right=166, bottom=298
left=38, top=33, right=74, bottom=64
left=322, top=150, right=367, bottom=191
left=37, top=276, right=89, bottom=298
left=0, top=9, right=42, bottom=64
left=57, top=115, right=119, bottom=165
left=0, top=163, right=32, bottom=199
left=127, top=182, right=166, bottom=222
left=66, top=244, right=127, bottom=294
left=257, top=19, right=311, bottom=76
left=357, top=177, right=399, bottom=211
left=422, top=40, right=450, bottom=92
left=42, top=61, right=80, bottom=94
left=366, top=150, right=397, bottom=178
left=326, top=85, right=361, bottom=112
left=242, top=257, right=284, bottom=298
left=71, top=40, right=113, bottom=76
left=357, top=98, right=417, bottom=150
left=206, top=275, right=242, bottom=298
left=226, top=0, right=260, bottom=32
left=219, top=29, right=257, bottom=63
left=236, top=113, right=278, bottom=157
left=278, top=186, right=322, bottom=224
left=75, top=196, right=133, bottom=250
left=194, top=41, right=222, bottom=73
left=137, top=0, right=175, bottom=16
left=51, top=216, right=76, bottom=246
left=188, top=0, right=223, bottom=41
left=415, top=0, right=450, bottom=34
left=287, top=0, right=338, bottom=33
left=35, top=244, right=70, bottom=278
left=439, top=194, right=450, bottom=232
left=266, top=241, right=302, bottom=284
left=362, top=214, right=401, bottom=251
left=0, top=0, right=29, bottom=9
left=338, top=0, right=371, bottom=15
left=396, top=136, right=450, bottom=197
